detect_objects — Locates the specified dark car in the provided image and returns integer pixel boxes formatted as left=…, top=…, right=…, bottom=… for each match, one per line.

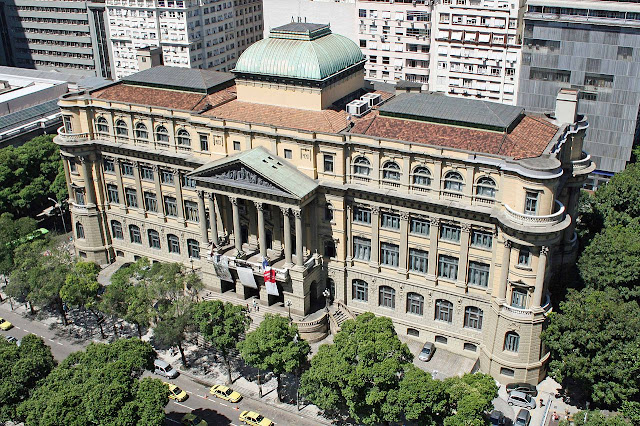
left=506, top=382, right=538, bottom=397
left=489, top=410, right=507, bottom=425
left=514, top=409, right=531, bottom=426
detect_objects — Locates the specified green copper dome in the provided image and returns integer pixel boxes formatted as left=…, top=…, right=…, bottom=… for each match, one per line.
left=233, top=23, right=365, bottom=81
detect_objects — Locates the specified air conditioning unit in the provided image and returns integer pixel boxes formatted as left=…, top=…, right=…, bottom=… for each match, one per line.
left=361, top=93, right=383, bottom=107
left=347, top=100, right=370, bottom=117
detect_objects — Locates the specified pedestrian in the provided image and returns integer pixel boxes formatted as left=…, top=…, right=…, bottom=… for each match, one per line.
left=257, top=304, right=259, bottom=312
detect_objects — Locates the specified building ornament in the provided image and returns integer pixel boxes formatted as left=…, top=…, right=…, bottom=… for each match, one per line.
left=229, top=196, right=238, bottom=206
left=460, top=223, right=472, bottom=233
left=197, top=190, right=205, bottom=199
left=371, top=206, right=380, bottom=215
left=292, top=208, right=302, bottom=219
left=206, top=192, right=215, bottom=201
left=211, top=166, right=278, bottom=192
left=254, top=201, right=263, bottom=211
left=540, top=246, right=550, bottom=256
left=280, top=206, right=290, bottom=216
left=429, top=217, right=440, bottom=226
left=504, top=240, right=512, bottom=249
left=152, top=164, right=159, bottom=172
left=399, top=211, right=410, bottom=221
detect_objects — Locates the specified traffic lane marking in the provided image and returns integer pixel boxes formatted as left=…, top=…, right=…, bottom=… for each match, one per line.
left=171, top=401, right=196, bottom=411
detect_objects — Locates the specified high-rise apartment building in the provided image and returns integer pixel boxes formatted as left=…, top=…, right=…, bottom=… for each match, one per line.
left=356, top=0, right=432, bottom=85
left=429, top=0, right=524, bottom=105
left=517, top=0, right=640, bottom=183
left=106, top=0, right=263, bottom=80
left=0, top=0, right=112, bottom=78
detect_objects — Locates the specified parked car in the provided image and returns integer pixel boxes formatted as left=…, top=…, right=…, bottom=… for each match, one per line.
left=209, top=384, right=242, bottom=402
left=239, top=410, right=274, bottom=426
left=181, top=413, right=207, bottom=426
left=514, top=409, right=531, bottom=426
left=154, top=359, right=178, bottom=379
left=164, top=382, right=188, bottom=402
left=5, top=335, right=19, bottom=345
left=506, top=382, right=538, bottom=397
left=489, top=410, right=507, bottom=425
left=0, top=317, right=13, bottom=331
left=507, top=391, right=536, bottom=410
left=418, top=342, right=435, bottom=362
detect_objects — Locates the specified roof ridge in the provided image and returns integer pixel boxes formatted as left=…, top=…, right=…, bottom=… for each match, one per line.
left=525, top=113, right=557, bottom=129
left=484, top=102, right=509, bottom=127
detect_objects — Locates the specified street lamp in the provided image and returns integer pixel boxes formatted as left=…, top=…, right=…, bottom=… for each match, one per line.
left=48, top=197, right=67, bottom=233
left=286, top=300, right=292, bottom=322
left=322, top=288, right=330, bottom=312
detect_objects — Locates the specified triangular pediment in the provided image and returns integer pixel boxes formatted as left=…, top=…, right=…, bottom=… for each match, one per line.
left=190, top=147, right=318, bottom=200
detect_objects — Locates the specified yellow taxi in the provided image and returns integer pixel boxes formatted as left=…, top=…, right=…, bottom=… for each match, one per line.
left=239, top=410, right=274, bottom=426
left=163, top=382, right=188, bottom=402
left=0, top=317, right=13, bottom=331
left=209, top=384, right=242, bottom=403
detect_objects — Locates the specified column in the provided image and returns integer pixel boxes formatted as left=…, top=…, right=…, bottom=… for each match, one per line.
left=456, top=223, right=471, bottom=288
left=197, top=190, right=208, bottom=244
left=132, top=163, right=144, bottom=212
left=532, top=246, right=548, bottom=308
left=255, top=201, right=267, bottom=259
left=498, top=240, right=511, bottom=300
left=62, top=156, right=75, bottom=203
left=80, top=156, right=97, bottom=205
left=272, top=205, right=283, bottom=255
left=230, top=196, right=242, bottom=254
left=428, top=218, right=440, bottom=278
left=153, top=165, right=165, bottom=217
left=398, top=211, right=409, bottom=273
left=281, top=207, right=292, bottom=266
left=345, top=204, right=352, bottom=260
left=173, top=169, right=185, bottom=223
left=207, top=193, right=219, bottom=245
left=293, top=207, right=304, bottom=267
left=369, top=206, right=380, bottom=267
left=114, top=159, right=125, bottom=207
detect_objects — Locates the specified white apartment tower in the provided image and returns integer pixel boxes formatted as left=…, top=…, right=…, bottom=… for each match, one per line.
left=106, top=0, right=263, bottom=80
left=429, top=0, right=524, bottom=104
left=356, top=0, right=432, bottom=85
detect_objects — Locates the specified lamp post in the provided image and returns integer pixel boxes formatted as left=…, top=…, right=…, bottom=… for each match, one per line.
left=286, top=300, right=292, bottom=322
left=322, top=288, right=330, bottom=312
left=48, top=197, right=67, bottom=233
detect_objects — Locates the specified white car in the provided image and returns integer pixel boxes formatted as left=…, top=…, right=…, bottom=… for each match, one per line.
left=507, top=391, right=536, bottom=410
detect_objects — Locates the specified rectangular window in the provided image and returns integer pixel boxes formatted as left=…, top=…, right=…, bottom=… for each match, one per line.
left=504, top=333, right=520, bottom=352
left=125, top=188, right=138, bottom=208
left=353, top=207, right=372, bottom=224
left=468, top=261, right=490, bottom=287
left=410, top=218, right=430, bottom=236
left=111, top=222, right=123, bottom=240
left=381, top=213, right=400, bottom=230
left=524, top=191, right=539, bottom=214
left=511, top=288, right=528, bottom=309
left=353, top=237, right=371, bottom=261
left=529, top=67, right=570, bottom=83
left=103, top=158, right=115, bottom=173
left=359, top=8, right=366, bottom=17
left=107, top=184, right=119, bottom=203
left=381, top=243, right=399, bottom=267
left=518, top=248, right=531, bottom=266
left=121, top=162, right=134, bottom=176
left=130, top=227, right=142, bottom=244
left=184, top=200, right=199, bottom=222
left=164, top=196, right=178, bottom=217
left=233, top=141, right=241, bottom=151
left=471, top=230, right=493, bottom=249
left=352, top=280, right=368, bottom=302
left=409, top=249, right=428, bottom=274
left=440, top=224, right=461, bottom=243
left=144, top=192, right=158, bottom=212
left=284, top=149, right=292, bottom=159
left=584, top=73, right=614, bottom=89
left=199, top=134, right=209, bottom=151
left=161, top=169, right=174, bottom=184
left=617, top=46, right=633, bottom=60
left=438, top=255, right=459, bottom=280
left=323, top=154, right=334, bottom=173
left=140, top=166, right=154, bottom=181
left=149, top=231, right=161, bottom=249
left=183, top=175, right=196, bottom=188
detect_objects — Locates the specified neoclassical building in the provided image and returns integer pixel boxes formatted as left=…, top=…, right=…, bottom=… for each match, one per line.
left=55, top=23, right=594, bottom=384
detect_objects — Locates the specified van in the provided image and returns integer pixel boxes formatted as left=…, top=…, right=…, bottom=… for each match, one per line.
left=514, top=409, right=531, bottom=426
left=507, top=391, right=536, bottom=410
left=154, top=359, right=178, bottom=379
left=418, top=342, right=435, bottom=361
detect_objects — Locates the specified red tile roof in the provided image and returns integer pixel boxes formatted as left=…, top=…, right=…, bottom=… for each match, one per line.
left=92, top=84, right=208, bottom=111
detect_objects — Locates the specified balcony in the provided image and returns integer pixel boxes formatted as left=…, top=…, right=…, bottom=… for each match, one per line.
left=56, top=126, right=89, bottom=144
left=571, top=151, right=593, bottom=172
left=501, top=304, right=533, bottom=317
left=504, top=200, right=565, bottom=227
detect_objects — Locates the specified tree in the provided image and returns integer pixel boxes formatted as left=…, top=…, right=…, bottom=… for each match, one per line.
left=577, top=224, right=640, bottom=301
left=390, top=364, right=449, bottom=425
left=0, top=135, right=67, bottom=218
left=193, top=300, right=250, bottom=384
left=17, top=338, right=167, bottom=426
left=61, top=261, right=105, bottom=335
left=559, top=410, right=631, bottom=426
left=238, top=314, right=309, bottom=402
left=0, top=213, right=38, bottom=274
left=443, top=373, right=498, bottom=426
left=0, top=334, right=56, bottom=422
left=542, top=287, right=640, bottom=408
left=299, top=312, right=412, bottom=425
left=621, top=401, right=640, bottom=425
left=153, top=313, right=192, bottom=367
left=591, top=163, right=640, bottom=229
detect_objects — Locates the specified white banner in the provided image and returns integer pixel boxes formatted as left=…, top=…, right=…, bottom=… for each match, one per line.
left=266, top=281, right=279, bottom=296
left=212, top=255, right=233, bottom=282
left=237, top=266, right=257, bottom=289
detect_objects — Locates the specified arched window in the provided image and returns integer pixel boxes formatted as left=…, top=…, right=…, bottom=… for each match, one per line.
left=187, top=239, right=200, bottom=259
left=413, top=166, right=432, bottom=186
left=504, top=331, right=520, bottom=353
left=324, top=203, right=334, bottom=221
left=111, top=220, right=123, bottom=240
left=353, top=157, right=371, bottom=176
left=115, top=119, right=128, bottom=136
left=327, top=278, right=335, bottom=300
left=476, top=176, right=497, bottom=198
left=379, top=285, right=396, bottom=309
left=148, top=229, right=160, bottom=249
left=129, top=225, right=141, bottom=244
left=324, top=240, right=336, bottom=258
left=435, top=299, right=453, bottom=323
left=406, top=292, right=424, bottom=315
left=167, top=234, right=180, bottom=254
left=75, top=222, right=85, bottom=239
left=352, top=279, right=368, bottom=302
left=176, top=129, right=191, bottom=146
left=155, top=125, right=169, bottom=143
left=464, top=306, right=483, bottom=330
left=135, top=122, right=148, bottom=140
left=444, top=171, right=464, bottom=191
left=382, top=161, right=401, bottom=181
left=96, top=117, right=109, bottom=134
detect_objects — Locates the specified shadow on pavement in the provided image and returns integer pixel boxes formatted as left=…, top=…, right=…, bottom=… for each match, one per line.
left=166, top=408, right=232, bottom=425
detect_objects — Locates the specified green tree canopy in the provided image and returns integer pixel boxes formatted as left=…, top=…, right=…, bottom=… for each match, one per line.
left=0, top=213, right=38, bottom=274
left=389, top=364, right=449, bottom=425
left=61, top=261, right=102, bottom=310
left=193, top=300, right=250, bottom=384
left=237, top=313, right=309, bottom=402
left=558, top=410, right=631, bottom=426
left=542, top=287, right=640, bottom=407
left=0, top=334, right=56, bottom=422
left=0, top=135, right=67, bottom=217
left=443, top=373, right=498, bottom=426
left=592, top=163, right=640, bottom=228
left=17, top=338, right=167, bottom=426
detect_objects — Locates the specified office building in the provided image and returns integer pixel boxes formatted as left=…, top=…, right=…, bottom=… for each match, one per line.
left=56, top=23, right=593, bottom=384
left=517, top=0, right=640, bottom=182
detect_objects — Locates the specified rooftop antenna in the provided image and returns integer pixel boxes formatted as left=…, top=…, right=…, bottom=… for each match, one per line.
left=291, top=16, right=294, bottom=22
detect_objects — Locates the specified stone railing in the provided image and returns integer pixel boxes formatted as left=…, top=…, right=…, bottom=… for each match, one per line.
left=571, top=151, right=592, bottom=171
left=295, top=312, right=329, bottom=343
left=56, top=126, right=89, bottom=143
left=335, top=300, right=355, bottom=320
left=504, top=200, right=565, bottom=227
left=227, top=257, right=288, bottom=280
left=541, top=294, right=553, bottom=316
left=501, top=304, right=533, bottom=317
